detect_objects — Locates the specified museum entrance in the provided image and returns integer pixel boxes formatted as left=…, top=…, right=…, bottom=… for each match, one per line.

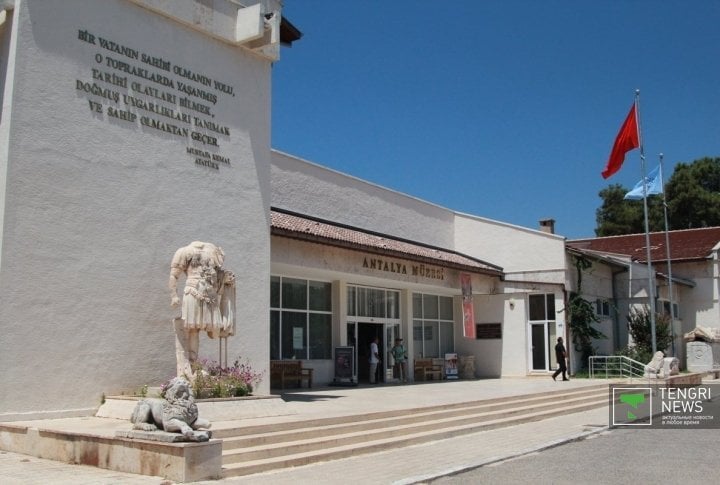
left=357, top=322, right=384, bottom=383
left=528, top=293, right=558, bottom=372
left=346, top=285, right=402, bottom=383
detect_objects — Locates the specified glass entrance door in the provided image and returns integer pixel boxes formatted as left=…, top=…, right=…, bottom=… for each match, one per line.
left=346, top=322, right=357, bottom=380
left=347, top=284, right=402, bottom=384
left=386, top=323, right=400, bottom=381
left=530, top=321, right=558, bottom=371
left=356, top=322, right=384, bottom=383
left=528, top=293, right=558, bottom=372
left=531, top=323, right=547, bottom=370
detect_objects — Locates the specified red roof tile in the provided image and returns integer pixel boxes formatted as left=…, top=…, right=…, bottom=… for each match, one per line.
left=271, top=209, right=504, bottom=277
left=568, top=227, right=720, bottom=263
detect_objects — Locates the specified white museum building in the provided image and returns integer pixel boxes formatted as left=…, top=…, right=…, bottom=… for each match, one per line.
left=0, top=0, right=717, bottom=421
left=270, top=149, right=568, bottom=386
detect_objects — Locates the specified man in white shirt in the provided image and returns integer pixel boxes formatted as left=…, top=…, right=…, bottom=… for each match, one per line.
left=369, top=337, right=380, bottom=384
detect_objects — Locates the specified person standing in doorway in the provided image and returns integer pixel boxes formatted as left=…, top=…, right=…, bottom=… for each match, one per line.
left=369, top=337, right=380, bottom=384
left=552, top=336, right=569, bottom=381
left=391, top=338, right=408, bottom=383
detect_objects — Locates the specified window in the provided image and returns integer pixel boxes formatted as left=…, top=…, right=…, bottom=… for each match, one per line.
left=661, top=300, right=679, bottom=319
left=270, top=276, right=332, bottom=360
left=347, top=285, right=400, bottom=319
left=595, top=299, right=611, bottom=318
left=528, top=293, right=557, bottom=371
left=476, top=323, right=502, bottom=339
left=529, top=293, right=555, bottom=321
left=413, top=293, right=454, bottom=358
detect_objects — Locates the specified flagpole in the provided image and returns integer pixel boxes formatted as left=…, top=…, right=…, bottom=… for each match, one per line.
left=636, top=89, right=658, bottom=354
left=659, top=153, right=676, bottom=355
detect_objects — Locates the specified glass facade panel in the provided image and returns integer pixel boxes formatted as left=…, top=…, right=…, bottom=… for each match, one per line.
left=548, top=324, right=557, bottom=370
left=386, top=291, right=400, bottom=319
left=282, top=278, right=307, bottom=310
left=357, top=287, right=369, bottom=317
left=281, top=311, right=307, bottom=359
left=270, top=310, right=280, bottom=359
left=309, top=313, right=332, bottom=359
left=439, top=296, right=453, bottom=320
left=309, top=281, right=332, bottom=311
left=413, top=321, right=423, bottom=357
left=423, top=294, right=439, bottom=319
left=370, top=288, right=386, bottom=317
left=347, top=286, right=356, bottom=316
left=412, top=293, right=423, bottom=317
left=270, top=276, right=280, bottom=308
left=357, top=287, right=386, bottom=318
left=439, top=321, right=454, bottom=356
left=272, top=277, right=333, bottom=361
left=531, top=323, right=546, bottom=369
left=423, top=321, right=439, bottom=357
left=529, top=294, right=545, bottom=321
left=546, top=294, right=555, bottom=317
left=412, top=293, right=454, bottom=358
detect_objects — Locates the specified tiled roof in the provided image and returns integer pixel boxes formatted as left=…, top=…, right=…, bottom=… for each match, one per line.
left=567, top=227, right=720, bottom=263
left=271, top=209, right=504, bottom=277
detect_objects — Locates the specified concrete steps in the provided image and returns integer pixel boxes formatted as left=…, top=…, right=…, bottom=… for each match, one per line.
left=218, top=384, right=608, bottom=478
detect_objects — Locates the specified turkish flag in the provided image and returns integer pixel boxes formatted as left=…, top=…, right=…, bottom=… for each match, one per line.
left=601, top=104, right=639, bottom=179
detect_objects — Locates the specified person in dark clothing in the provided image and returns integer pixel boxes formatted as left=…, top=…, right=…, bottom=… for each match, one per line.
left=552, top=337, right=569, bottom=381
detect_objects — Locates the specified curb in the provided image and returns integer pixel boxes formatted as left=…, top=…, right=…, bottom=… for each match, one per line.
left=394, top=425, right=610, bottom=484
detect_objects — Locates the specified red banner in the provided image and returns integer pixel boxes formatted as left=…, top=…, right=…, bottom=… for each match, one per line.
left=461, top=273, right=475, bottom=339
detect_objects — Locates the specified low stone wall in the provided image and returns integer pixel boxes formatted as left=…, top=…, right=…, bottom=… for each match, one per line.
left=0, top=423, right=221, bottom=482
left=96, top=394, right=295, bottom=421
left=0, top=393, right=298, bottom=481
left=661, top=373, right=704, bottom=386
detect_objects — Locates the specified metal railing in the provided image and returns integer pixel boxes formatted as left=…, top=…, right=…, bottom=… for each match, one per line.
left=589, top=355, right=646, bottom=379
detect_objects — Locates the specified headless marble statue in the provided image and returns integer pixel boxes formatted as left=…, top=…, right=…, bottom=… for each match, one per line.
left=169, top=241, right=236, bottom=377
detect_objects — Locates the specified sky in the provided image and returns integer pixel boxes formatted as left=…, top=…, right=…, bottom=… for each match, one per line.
left=271, top=0, right=720, bottom=239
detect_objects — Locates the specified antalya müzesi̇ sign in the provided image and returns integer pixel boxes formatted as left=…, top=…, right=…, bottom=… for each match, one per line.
left=362, top=257, right=445, bottom=281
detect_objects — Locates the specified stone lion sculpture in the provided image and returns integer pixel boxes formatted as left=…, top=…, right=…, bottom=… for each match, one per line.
left=644, top=351, right=665, bottom=379
left=130, top=377, right=211, bottom=442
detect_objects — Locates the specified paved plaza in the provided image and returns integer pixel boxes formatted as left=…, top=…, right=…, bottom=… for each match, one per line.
left=1, top=378, right=612, bottom=484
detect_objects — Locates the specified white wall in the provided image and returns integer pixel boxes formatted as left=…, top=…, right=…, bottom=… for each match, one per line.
left=454, top=294, right=504, bottom=377
left=271, top=150, right=457, bottom=250
left=454, top=213, right=566, bottom=280
left=453, top=213, right=567, bottom=376
left=565, top=254, right=618, bottom=358
left=500, top=294, right=531, bottom=376
left=0, top=0, right=273, bottom=418
left=677, top=259, right=719, bottom=329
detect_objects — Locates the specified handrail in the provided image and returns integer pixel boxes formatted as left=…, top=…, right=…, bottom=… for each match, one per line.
left=589, top=355, right=646, bottom=379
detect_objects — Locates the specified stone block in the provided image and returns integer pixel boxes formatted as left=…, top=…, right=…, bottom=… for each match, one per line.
left=687, top=341, right=714, bottom=373
left=0, top=423, right=222, bottom=482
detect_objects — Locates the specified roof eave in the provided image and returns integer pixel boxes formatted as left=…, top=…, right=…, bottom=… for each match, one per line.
left=271, top=228, right=504, bottom=278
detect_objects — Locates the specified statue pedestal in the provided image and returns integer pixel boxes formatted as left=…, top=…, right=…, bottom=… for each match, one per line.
left=116, top=429, right=201, bottom=443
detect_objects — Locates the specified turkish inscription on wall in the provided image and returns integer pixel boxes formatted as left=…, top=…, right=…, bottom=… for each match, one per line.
left=76, top=29, right=235, bottom=170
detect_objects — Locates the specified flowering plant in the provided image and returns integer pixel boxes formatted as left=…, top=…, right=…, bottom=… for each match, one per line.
left=161, top=356, right=264, bottom=399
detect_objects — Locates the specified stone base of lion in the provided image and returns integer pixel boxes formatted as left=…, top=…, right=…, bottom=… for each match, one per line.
left=130, top=377, right=212, bottom=442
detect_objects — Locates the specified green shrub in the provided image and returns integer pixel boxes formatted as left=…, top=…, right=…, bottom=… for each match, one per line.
left=614, top=307, right=672, bottom=363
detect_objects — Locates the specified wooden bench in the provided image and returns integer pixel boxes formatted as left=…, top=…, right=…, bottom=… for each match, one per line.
left=414, top=358, right=443, bottom=381
left=270, top=360, right=313, bottom=389
left=429, top=358, right=445, bottom=380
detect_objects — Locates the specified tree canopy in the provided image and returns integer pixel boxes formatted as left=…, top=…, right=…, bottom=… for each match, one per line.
left=595, top=157, right=720, bottom=236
